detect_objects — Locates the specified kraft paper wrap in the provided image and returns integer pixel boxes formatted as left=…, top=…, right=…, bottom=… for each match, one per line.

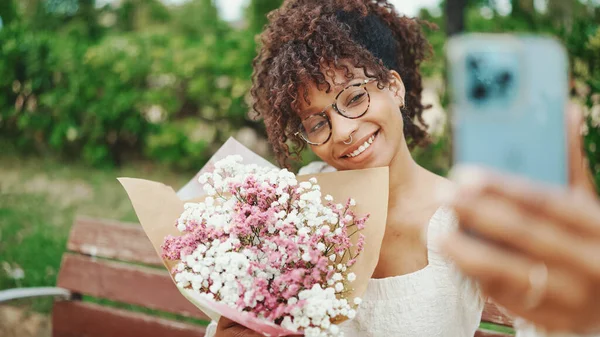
left=118, top=137, right=388, bottom=336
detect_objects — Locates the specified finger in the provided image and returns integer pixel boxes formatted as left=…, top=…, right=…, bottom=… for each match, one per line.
left=217, top=317, right=265, bottom=337
left=566, top=103, right=597, bottom=195
left=479, top=280, right=583, bottom=334
left=440, top=231, right=589, bottom=310
left=452, top=193, right=600, bottom=280
left=449, top=165, right=600, bottom=237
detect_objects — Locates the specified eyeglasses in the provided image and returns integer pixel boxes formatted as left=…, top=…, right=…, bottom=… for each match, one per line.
left=295, top=78, right=376, bottom=146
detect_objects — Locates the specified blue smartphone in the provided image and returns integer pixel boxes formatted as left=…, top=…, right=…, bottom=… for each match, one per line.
left=447, top=34, right=569, bottom=186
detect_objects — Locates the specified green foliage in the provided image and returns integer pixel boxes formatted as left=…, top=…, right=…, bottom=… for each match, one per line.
left=0, top=0, right=276, bottom=170
left=418, top=0, right=600, bottom=190
left=1, top=0, right=598, bottom=184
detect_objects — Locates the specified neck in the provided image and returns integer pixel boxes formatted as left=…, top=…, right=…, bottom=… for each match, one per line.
left=387, top=143, right=424, bottom=208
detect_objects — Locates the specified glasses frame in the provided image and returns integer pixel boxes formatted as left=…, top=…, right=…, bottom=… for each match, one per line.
left=295, top=78, right=376, bottom=146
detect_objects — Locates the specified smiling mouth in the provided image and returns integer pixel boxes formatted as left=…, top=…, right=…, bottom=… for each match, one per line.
left=343, top=131, right=378, bottom=159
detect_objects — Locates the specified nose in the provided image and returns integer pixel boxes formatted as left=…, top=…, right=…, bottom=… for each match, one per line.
left=329, top=111, right=359, bottom=144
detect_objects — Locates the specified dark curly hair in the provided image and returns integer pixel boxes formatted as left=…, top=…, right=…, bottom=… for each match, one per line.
left=251, top=0, right=434, bottom=168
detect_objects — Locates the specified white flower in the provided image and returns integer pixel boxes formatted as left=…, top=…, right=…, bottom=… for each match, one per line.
left=353, top=297, right=362, bottom=305
left=203, top=184, right=216, bottom=196
left=302, top=252, right=311, bottom=262
left=329, top=254, right=336, bottom=262
left=281, top=317, right=298, bottom=331
left=347, top=272, right=356, bottom=282
left=349, top=198, right=356, bottom=206
left=317, top=242, right=326, bottom=252
left=332, top=273, right=342, bottom=281
left=299, top=181, right=312, bottom=189
left=329, top=325, right=340, bottom=335
left=198, top=173, right=209, bottom=184
left=334, top=282, right=344, bottom=292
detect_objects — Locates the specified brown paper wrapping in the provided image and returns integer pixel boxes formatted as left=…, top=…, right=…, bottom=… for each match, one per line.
left=118, top=137, right=388, bottom=334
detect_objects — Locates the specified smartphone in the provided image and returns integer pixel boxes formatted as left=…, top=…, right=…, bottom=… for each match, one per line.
left=447, top=34, right=569, bottom=186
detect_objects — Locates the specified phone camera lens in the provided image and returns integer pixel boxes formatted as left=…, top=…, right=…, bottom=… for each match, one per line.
left=471, top=84, right=487, bottom=101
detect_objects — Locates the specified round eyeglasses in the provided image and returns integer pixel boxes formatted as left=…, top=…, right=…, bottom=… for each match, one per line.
left=295, top=78, right=376, bottom=146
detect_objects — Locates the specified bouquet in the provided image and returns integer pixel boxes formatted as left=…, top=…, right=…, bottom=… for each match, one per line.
left=119, top=138, right=389, bottom=336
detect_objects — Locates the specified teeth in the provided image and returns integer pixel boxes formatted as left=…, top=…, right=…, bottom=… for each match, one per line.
left=347, top=133, right=377, bottom=158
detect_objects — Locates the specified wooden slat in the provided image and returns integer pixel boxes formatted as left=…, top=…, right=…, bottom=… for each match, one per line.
left=53, top=301, right=206, bottom=337
left=68, top=216, right=162, bottom=266
left=475, top=329, right=513, bottom=337
left=482, top=300, right=514, bottom=327
left=57, top=253, right=209, bottom=321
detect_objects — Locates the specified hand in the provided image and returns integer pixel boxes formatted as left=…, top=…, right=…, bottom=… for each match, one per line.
left=214, top=317, right=304, bottom=337
left=214, top=317, right=265, bottom=337
left=440, top=167, right=600, bottom=334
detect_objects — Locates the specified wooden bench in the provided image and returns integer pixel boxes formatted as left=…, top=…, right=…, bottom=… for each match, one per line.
left=1, top=216, right=514, bottom=336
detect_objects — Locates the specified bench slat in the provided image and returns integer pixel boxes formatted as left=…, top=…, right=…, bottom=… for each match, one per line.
left=57, top=253, right=209, bottom=321
left=482, top=300, right=514, bottom=327
left=53, top=301, right=206, bottom=337
left=68, top=216, right=162, bottom=266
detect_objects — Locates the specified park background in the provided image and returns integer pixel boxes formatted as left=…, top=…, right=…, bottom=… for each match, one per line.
left=0, top=0, right=599, bottom=336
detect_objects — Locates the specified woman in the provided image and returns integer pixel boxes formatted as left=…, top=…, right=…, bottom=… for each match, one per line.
left=209, top=0, right=594, bottom=336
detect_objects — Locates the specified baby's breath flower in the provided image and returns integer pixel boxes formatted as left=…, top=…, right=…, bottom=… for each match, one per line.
left=162, top=155, right=369, bottom=337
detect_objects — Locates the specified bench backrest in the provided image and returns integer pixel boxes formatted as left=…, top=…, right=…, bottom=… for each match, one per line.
left=55, top=217, right=514, bottom=337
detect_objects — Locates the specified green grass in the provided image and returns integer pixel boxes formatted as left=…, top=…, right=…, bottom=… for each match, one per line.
left=480, top=322, right=515, bottom=335
left=0, top=144, right=189, bottom=314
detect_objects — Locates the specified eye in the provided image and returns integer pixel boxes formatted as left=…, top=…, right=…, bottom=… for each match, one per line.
left=346, top=92, right=367, bottom=107
left=309, top=120, right=328, bottom=134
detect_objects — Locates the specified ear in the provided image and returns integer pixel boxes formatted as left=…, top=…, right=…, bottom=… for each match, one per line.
left=388, top=70, right=406, bottom=107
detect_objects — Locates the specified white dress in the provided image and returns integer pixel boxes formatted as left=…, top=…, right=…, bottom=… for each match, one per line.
left=203, top=163, right=598, bottom=337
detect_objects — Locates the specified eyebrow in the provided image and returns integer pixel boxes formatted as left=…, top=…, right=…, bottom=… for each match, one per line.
left=298, top=77, right=366, bottom=118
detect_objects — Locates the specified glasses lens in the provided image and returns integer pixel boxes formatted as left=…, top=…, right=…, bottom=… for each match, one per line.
left=337, top=86, right=369, bottom=118
left=300, top=114, right=330, bottom=144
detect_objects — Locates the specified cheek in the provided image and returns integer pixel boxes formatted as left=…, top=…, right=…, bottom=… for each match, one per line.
left=310, top=144, right=334, bottom=162
left=370, top=96, right=404, bottom=133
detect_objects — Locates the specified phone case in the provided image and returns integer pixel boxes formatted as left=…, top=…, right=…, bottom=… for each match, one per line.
left=447, top=34, right=569, bottom=186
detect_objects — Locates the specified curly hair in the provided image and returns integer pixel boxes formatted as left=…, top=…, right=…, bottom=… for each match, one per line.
left=251, top=0, right=434, bottom=168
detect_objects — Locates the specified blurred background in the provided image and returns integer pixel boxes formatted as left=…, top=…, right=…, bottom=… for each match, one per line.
left=0, top=0, right=598, bottom=336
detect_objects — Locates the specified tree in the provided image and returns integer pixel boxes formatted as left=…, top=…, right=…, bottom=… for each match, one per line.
left=0, top=0, right=18, bottom=27
left=445, top=0, right=468, bottom=36
left=245, top=0, right=283, bottom=33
